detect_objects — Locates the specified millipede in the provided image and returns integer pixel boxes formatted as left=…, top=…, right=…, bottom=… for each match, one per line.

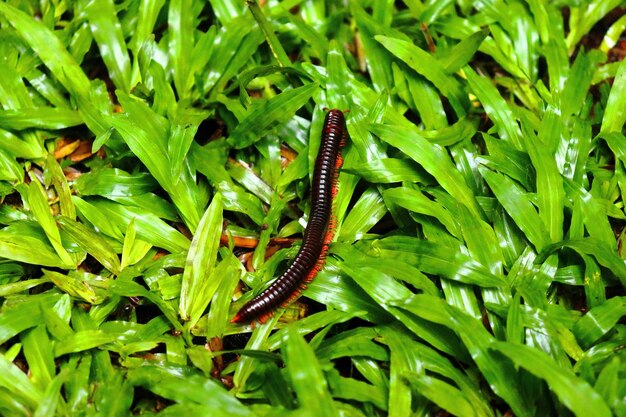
left=230, top=109, right=348, bottom=324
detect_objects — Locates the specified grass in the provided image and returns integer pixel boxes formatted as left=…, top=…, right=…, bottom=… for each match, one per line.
left=0, top=0, right=625, bottom=416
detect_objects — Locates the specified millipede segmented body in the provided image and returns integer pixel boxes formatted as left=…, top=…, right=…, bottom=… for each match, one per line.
left=231, top=109, right=347, bottom=324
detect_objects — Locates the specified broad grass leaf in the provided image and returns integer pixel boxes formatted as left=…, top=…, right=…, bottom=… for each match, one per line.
left=340, top=187, right=387, bottom=242
left=284, top=327, right=339, bottom=417
left=266, top=310, right=356, bottom=351
left=129, top=0, right=166, bottom=53
left=121, top=219, right=152, bottom=270
left=209, top=0, right=245, bottom=24
left=0, top=292, right=63, bottom=344
left=0, top=277, right=50, bottom=297
left=316, top=328, right=388, bottom=362
left=440, top=30, right=488, bottom=73
left=54, top=331, right=118, bottom=357
left=205, top=18, right=263, bottom=98
left=0, top=353, right=42, bottom=411
left=57, top=217, right=121, bottom=275
left=0, top=108, right=82, bottom=130
left=383, top=187, right=461, bottom=238
left=379, top=326, right=419, bottom=417
left=480, top=167, right=550, bottom=252
left=561, top=51, right=599, bottom=117
left=573, top=297, right=626, bottom=348
left=74, top=168, right=157, bottom=198
left=394, top=294, right=531, bottom=417
left=227, top=159, right=274, bottom=205
left=247, top=1, right=291, bottom=68
left=376, top=35, right=468, bottom=117
left=33, top=368, right=68, bottom=417
left=73, top=197, right=189, bottom=253
left=205, top=253, right=242, bottom=339
left=305, top=264, right=389, bottom=324
left=403, top=68, right=448, bottom=129
left=0, top=149, right=23, bottom=182
left=405, top=373, right=478, bottom=417
left=371, top=123, right=481, bottom=218
left=168, top=0, right=197, bottom=99
left=528, top=122, right=565, bottom=243
left=21, top=325, right=54, bottom=389
left=540, top=238, right=626, bottom=285
left=338, top=258, right=466, bottom=358
left=228, top=83, right=319, bottom=149
left=372, top=236, right=505, bottom=287
left=27, top=181, right=74, bottom=268
left=327, top=39, right=352, bottom=109
left=601, top=14, right=626, bottom=52
left=127, top=365, right=254, bottom=415
left=566, top=0, right=623, bottom=51
left=492, top=341, right=611, bottom=417
left=601, top=56, right=626, bottom=134
left=327, top=370, right=388, bottom=411
left=421, top=117, right=478, bottom=146
left=0, top=128, right=45, bottom=159
left=464, top=66, right=522, bottom=147
left=45, top=155, right=75, bottom=219
left=110, top=281, right=182, bottom=331
left=85, top=0, right=131, bottom=92
left=113, top=92, right=202, bottom=230
left=0, top=2, right=90, bottom=98
left=343, top=158, right=429, bottom=184
left=179, top=193, right=223, bottom=326
left=43, top=269, right=109, bottom=305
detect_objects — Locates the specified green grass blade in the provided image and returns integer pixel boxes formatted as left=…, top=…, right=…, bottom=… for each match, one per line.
left=127, top=364, right=254, bottom=416
left=394, top=294, right=531, bottom=417
left=440, top=29, right=488, bottom=73
left=57, top=216, right=121, bottom=275
left=464, top=66, right=522, bottom=147
left=33, top=368, right=69, bottom=417
left=480, top=167, right=550, bottom=252
left=573, top=297, right=626, bottom=348
left=179, top=193, right=223, bottom=326
left=493, top=341, right=611, bottom=417
left=85, top=0, right=131, bottom=92
left=0, top=2, right=90, bottom=98
left=27, top=182, right=74, bottom=268
left=371, top=123, right=481, bottom=218
left=168, top=0, right=196, bottom=99
left=0, top=108, right=82, bottom=130
left=228, top=82, right=318, bottom=149
left=600, top=56, right=626, bottom=134
left=377, top=35, right=468, bottom=116
left=284, top=326, right=339, bottom=416
left=339, top=188, right=387, bottom=242
left=0, top=352, right=43, bottom=411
